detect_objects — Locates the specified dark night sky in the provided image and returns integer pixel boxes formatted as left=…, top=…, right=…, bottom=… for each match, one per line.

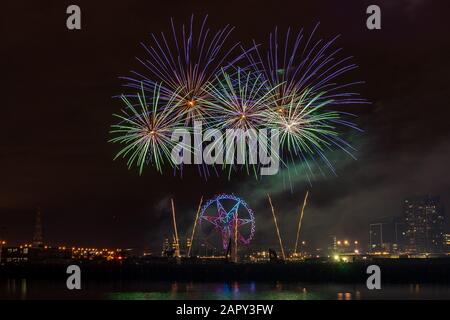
left=1, top=0, right=449, bottom=252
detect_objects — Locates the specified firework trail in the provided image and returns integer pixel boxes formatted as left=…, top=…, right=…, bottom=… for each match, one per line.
left=171, top=198, right=180, bottom=257
left=188, top=196, right=203, bottom=257
left=294, top=190, right=309, bottom=255
left=267, top=194, right=286, bottom=260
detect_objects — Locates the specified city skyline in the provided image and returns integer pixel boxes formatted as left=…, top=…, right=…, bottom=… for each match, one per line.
left=1, top=193, right=447, bottom=256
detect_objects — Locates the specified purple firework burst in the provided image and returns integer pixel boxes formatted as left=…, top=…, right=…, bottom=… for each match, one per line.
left=121, top=15, right=249, bottom=125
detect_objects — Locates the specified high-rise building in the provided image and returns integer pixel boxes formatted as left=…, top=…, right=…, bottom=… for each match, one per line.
left=161, top=238, right=170, bottom=256
left=32, top=208, right=44, bottom=249
left=404, top=195, right=445, bottom=254
left=369, top=223, right=384, bottom=252
left=393, top=217, right=408, bottom=253
left=445, top=234, right=450, bottom=252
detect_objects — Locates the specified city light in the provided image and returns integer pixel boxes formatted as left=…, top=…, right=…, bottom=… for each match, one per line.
left=1, top=196, right=447, bottom=269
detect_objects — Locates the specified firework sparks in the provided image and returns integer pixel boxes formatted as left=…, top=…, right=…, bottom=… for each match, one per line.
left=203, top=68, right=283, bottom=178
left=109, top=85, right=189, bottom=174
left=245, top=25, right=366, bottom=177
left=122, top=15, right=247, bottom=125
left=111, top=21, right=367, bottom=181
left=269, top=90, right=342, bottom=153
left=247, top=23, right=366, bottom=108
left=206, top=68, right=281, bottom=130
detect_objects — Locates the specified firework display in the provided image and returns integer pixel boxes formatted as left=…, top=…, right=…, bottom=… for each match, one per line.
left=205, top=68, right=281, bottom=131
left=246, top=24, right=365, bottom=175
left=121, top=15, right=245, bottom=125
left=246, top=25, right=366, bottom=108
left=265, top=89, right=355, bottom=173
left=110, top=17, right=366, bottom=178
left=109, top=85, right=188, bottom=174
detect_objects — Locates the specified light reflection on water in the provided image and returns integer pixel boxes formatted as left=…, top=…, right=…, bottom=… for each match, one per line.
left=3, top=279, right=28, bottom=300
left=106, top=282, right=450, bottom=300
left=107, top=282, right=323, bottom=300
left=1, top=279, right=450, bottom=300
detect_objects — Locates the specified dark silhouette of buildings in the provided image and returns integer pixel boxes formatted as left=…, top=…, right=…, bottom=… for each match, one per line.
left=32, top=209, right=43, bottom=249
left=404, top=195, right=445, bottom=253
left=368, top=195, right=446, bottom=255
left=369, top=223, right=384, bottom=252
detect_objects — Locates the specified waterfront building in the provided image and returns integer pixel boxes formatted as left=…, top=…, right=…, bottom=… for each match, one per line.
left=404, top=195, right=445, bottom=253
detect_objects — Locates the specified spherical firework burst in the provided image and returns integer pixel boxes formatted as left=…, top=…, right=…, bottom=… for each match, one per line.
left=266, top=88, right=356, bottom=173
left=245, top=24, right=366, bottom=175
left=121, top=15, right=247, bottom=125
left=203, top=68, right=283, bottom=178
left=109, top=85, right=189, bottom=174
left=205, top=68, right=281, bottom=130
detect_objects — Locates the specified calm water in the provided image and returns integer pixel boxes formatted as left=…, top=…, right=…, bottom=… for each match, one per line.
left=1, top=279, right=450, bottom=300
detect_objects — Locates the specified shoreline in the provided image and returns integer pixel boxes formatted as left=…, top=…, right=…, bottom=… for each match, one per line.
left=1, top=258, right=449, bottom=284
